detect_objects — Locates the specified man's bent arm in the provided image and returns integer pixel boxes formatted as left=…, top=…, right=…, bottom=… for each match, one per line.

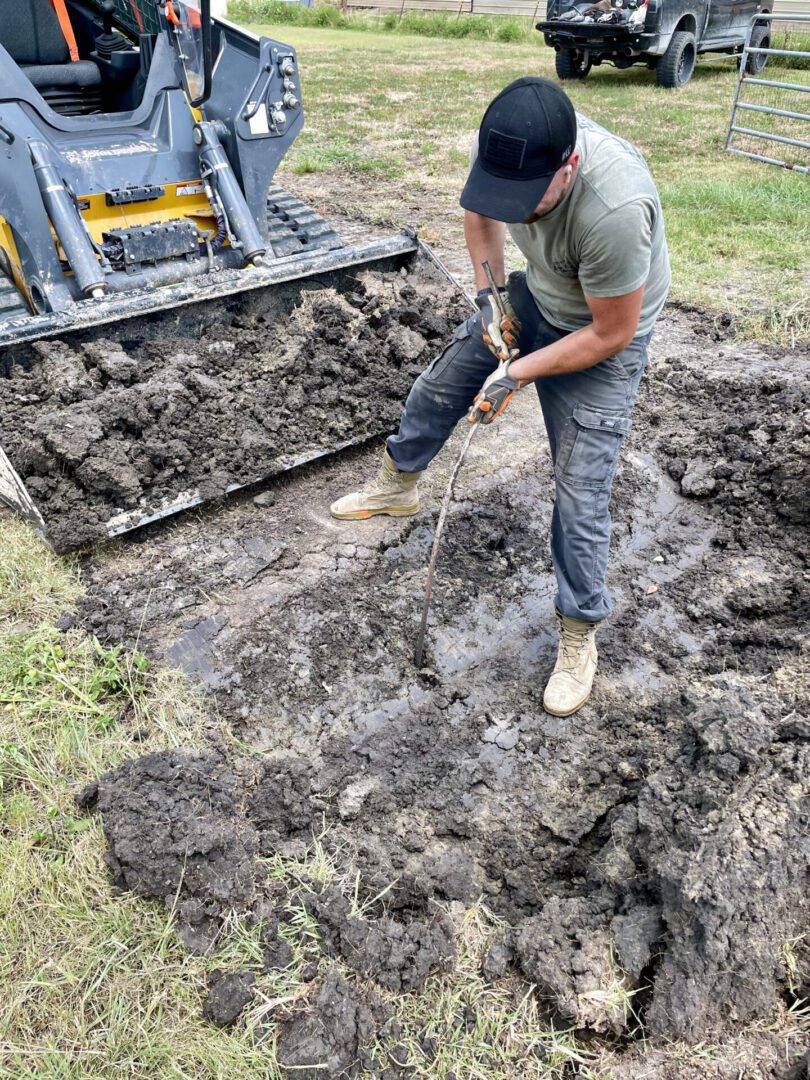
left=508, top=286, right=645, bottom=382
left=464, top=211, right=507, bottom=291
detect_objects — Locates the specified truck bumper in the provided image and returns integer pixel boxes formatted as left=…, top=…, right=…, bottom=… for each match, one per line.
left=537, top=20, right=658, bottom=54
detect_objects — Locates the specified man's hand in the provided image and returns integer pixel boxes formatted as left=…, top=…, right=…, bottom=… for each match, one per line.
left=476, top=288, right=521, bottom=363
left=468, top=359, right=529, bottom=425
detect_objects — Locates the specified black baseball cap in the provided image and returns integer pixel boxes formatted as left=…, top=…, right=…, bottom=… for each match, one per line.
left=460, top=77, right=577, bottom=224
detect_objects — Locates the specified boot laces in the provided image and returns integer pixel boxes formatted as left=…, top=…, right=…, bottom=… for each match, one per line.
left=559, top=622, right=591, bottom=670
left=364, top=465, right=397, bottom=497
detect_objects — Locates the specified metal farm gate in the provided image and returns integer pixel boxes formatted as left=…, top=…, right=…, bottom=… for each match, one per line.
left=726, top=13, right=810, bottom=173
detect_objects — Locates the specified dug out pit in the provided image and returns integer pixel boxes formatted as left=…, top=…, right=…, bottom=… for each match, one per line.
left=74, top=305, right=809, bottom=1071
left=0, top=260, right=467, bottom=552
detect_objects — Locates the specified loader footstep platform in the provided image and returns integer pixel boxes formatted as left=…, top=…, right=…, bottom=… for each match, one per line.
left=0, top=278, right=28, bottom=323
left=266, top=186, right=344, bottom=258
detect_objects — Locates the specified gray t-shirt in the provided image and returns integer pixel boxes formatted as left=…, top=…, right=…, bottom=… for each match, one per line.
left=471, top=113, right=671, bottom=337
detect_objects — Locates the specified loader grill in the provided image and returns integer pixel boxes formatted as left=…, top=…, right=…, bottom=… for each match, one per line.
left=110, top=0, right=161, bottom=36
left=40, top=85, right=104, bottom=116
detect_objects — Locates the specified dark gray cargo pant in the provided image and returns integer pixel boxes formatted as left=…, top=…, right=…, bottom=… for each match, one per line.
left=387, top=272, right=652, bottom=623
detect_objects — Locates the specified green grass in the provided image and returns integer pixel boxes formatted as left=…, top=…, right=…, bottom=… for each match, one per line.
left=230, top=0, right=540, bottom=42
left=233, top=0, right=810, bottom=55
left=245, top=21, right=809, bottom=343
left=291, top=138, right=403, bottom=176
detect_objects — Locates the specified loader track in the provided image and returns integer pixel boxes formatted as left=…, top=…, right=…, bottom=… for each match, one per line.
left=265, top=186, right=344, bottom=258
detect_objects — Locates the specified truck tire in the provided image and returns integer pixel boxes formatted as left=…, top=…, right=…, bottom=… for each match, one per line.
left=744, top=23, right=770, bottom=74
left=555, top=49, right=592, bottom=80
left=655, top=30, right=697, bottom=88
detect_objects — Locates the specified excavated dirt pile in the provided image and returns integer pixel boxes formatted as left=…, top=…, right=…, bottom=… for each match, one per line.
left=1, top=266, right=466, bottom=551
left=74, top=307, right=809, bottom=1075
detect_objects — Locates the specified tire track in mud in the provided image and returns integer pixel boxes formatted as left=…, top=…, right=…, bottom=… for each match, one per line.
left=73, top=308, right=809, bottom=1071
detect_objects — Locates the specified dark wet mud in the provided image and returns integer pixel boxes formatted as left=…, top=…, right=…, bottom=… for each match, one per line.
left=1, top=266, right=465, bottom=552
left=75, top=305, right=809, bottom=1074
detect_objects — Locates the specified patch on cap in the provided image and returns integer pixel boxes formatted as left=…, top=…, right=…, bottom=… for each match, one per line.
left=485, top=128, right=527, bottom=170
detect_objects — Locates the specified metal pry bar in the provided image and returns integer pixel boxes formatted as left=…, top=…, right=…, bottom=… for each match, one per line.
left=413, top=420, right=480, bottom=669
left=481, top=259, right=505, bottom=317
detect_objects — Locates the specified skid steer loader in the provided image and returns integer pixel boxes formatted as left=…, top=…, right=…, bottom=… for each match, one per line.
left=0, top=0, right=450, bottom=551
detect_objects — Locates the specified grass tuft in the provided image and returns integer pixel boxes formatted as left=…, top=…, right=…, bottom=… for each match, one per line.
left=291, top=141, right=402, bottom=176
left=0, top=516, right=82, bottom=632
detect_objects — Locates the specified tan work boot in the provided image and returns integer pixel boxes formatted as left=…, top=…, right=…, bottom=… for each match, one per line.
left=330, top=450, right=422, bottom=521
left=543, top=611, right=599, bottom=717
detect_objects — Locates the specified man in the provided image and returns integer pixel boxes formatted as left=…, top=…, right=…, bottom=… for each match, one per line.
left=331, top=76, right=671, bottom=717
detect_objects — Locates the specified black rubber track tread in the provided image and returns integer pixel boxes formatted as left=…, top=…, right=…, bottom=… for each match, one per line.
left=265, top=185, right=344, bottom=259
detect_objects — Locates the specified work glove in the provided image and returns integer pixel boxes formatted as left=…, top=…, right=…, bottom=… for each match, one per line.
left=468, top=359, right=529, bottom=425
left=476, top=287, right=521, bottom=363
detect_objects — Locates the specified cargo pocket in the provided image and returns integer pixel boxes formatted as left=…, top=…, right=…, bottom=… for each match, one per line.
left=557, top=404, right=632, bottom=490
left=422, top=315, right=476, bottom=384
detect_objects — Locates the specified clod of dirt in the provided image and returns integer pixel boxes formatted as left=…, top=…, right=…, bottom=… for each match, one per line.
left=679, top=459, right=716, bottom=497
left=202, top=970, right=256, bottom=1027
left=77, top=750, right=258, bottom=933
left=1, top=267, right=466, bottom=551
left=262, top=931, right=294, bottom=974
left=248, top=754, right=322, bottom=850
left=481, top=936, right=514, bottom=983
left=610, top=906, right=663, bottom=981
left=515, top=895, right=625, bottom=1034
left=299, top=883, right=456, bottom=992
left=275, top=966, right=383, bottom=1080
left=640, top=681, right=808, bottom=1038
left=786, top=1051, right=810, bottom=1080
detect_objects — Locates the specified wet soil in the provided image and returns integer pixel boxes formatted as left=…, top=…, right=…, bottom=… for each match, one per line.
left=73, top=302, right=809, bottom=1074
left=1, top=265, right=465, bottom=552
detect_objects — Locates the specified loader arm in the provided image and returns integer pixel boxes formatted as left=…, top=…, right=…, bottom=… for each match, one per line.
left=0, top=0, right=427, bottom=551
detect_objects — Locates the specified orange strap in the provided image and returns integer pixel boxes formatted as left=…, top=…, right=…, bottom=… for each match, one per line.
left=49, top=0, right=80, bottom=62
left=130, top=0, right=144, bottom=31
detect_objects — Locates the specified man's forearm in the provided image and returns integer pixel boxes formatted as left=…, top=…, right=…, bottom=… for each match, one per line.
left=509, top=323, right=631, bottom=382
left=464, top=211, right=506, bottom=291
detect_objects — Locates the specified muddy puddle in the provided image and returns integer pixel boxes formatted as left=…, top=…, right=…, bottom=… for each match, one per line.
left=72, top=304, right=809, bottom=1074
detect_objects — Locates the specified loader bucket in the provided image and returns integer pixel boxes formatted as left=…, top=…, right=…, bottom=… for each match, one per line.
left=0, top=232, right=469, bottom=552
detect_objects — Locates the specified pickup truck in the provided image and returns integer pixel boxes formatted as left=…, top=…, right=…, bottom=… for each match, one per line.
left=537, top=0, right=771, bottom=87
